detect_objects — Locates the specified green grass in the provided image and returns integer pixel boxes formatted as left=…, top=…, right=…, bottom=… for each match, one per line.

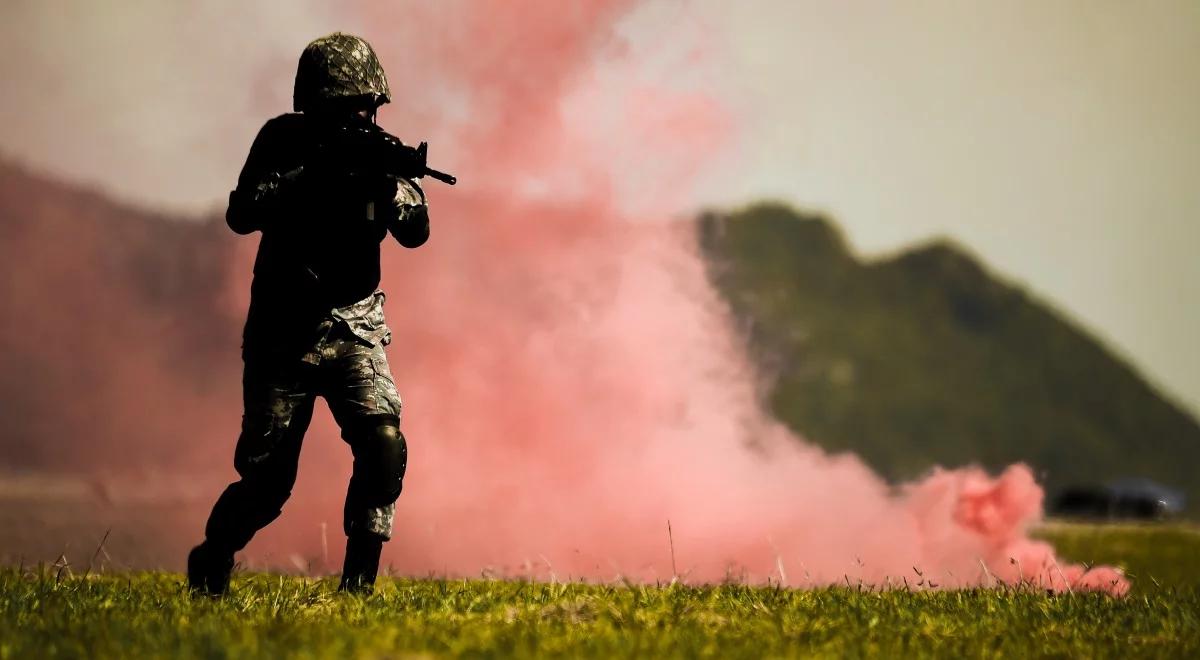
left=2, top=523, right=1198, bottom=659
left=1037, top=521, right=1200, bottom=589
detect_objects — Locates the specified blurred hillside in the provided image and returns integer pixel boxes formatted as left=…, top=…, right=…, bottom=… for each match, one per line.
left=699, top=203, right=1200, bottom=509
left=2, top=161, right=1195, bottom=511
left=0, top=159, right=240, bottom=471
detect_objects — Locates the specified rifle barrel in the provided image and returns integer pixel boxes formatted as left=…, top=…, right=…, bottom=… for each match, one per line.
left=425, top=168, right=457, bottom=186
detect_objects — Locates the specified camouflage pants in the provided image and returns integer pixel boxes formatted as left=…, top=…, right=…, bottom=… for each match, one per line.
left=204, top=321, right=406, bottom=554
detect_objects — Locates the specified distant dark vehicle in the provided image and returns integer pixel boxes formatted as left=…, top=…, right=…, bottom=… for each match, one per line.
left=1052, top=479, right=1185, bottom=521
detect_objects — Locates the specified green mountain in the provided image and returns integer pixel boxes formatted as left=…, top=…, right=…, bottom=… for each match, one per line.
left=698, top=203, right=1199, bottom=510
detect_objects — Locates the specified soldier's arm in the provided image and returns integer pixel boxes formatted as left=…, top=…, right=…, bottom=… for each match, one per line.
left=383, top=178, right=430, bottom=248
left=226, top=116, right=301, bottom=235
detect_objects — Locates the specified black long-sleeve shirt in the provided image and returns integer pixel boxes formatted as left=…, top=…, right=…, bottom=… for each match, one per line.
left=228, top=112, right=429, bottom=356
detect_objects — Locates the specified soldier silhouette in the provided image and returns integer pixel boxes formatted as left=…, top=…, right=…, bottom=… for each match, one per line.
left=188, top=33, right=430, bottom=595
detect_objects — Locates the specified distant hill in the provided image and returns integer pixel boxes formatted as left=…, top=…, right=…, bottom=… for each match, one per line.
left=698, top=203, right=1200, bottom=511
left=4, top=159, right=1195, bottom=512
left=0, top=159, right=240, bottom=471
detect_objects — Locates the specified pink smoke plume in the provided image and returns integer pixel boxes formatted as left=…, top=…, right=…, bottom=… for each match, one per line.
left=227, top=0, right=1124, bottom=595
left=0, top=1, right=1126, bottom=596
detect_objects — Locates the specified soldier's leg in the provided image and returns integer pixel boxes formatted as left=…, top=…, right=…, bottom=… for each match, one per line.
left=189, top=360, right=316, bottom=595
left=325, top=341, right=406, bottom=593
left=339, top=422, right=406, bottom=591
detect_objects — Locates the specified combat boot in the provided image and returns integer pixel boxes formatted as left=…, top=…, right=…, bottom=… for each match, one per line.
left=187, top=541, right=234, bottom=597
left=338, top=534, right=384, bottom=594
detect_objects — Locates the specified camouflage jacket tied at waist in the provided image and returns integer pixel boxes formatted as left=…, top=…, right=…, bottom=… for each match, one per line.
left=330, top=289, right=391, bottom=348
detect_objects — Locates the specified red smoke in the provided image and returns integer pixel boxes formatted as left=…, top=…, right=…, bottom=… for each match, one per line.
left=252, top=0, right=1123, bottom=594
left=0, top=0, right=1126, bottom=595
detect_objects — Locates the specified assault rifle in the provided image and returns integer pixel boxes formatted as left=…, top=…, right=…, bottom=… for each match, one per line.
left=318, top=118, right=457, bottom=186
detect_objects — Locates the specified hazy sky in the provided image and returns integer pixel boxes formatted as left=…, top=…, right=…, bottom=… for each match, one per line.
left=1, top=0, right=1197, bottom=413
left=686, top=1, right=1200, bottom=414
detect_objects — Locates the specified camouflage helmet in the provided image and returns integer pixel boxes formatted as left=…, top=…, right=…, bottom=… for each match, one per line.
left=293, top=32, right=391, bottom=113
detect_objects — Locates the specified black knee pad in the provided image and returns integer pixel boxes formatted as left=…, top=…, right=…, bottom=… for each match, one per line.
left=380, top=425, right=408, bottom=474
left=368, top=424, right=408, bottom=481
left=350, top=422, right=407, bottom=500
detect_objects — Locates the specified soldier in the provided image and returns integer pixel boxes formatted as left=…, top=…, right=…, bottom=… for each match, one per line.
left=188, top=33, right=429, bottom=595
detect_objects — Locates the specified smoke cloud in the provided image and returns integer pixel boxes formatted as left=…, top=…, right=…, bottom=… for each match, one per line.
left=0, top=0, right=1124, bottom=594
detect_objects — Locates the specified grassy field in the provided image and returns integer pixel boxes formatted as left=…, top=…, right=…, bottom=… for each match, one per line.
left=2, top=522, right=1198, bottom=659
left=1035, top=521, right=1200, bottom=589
